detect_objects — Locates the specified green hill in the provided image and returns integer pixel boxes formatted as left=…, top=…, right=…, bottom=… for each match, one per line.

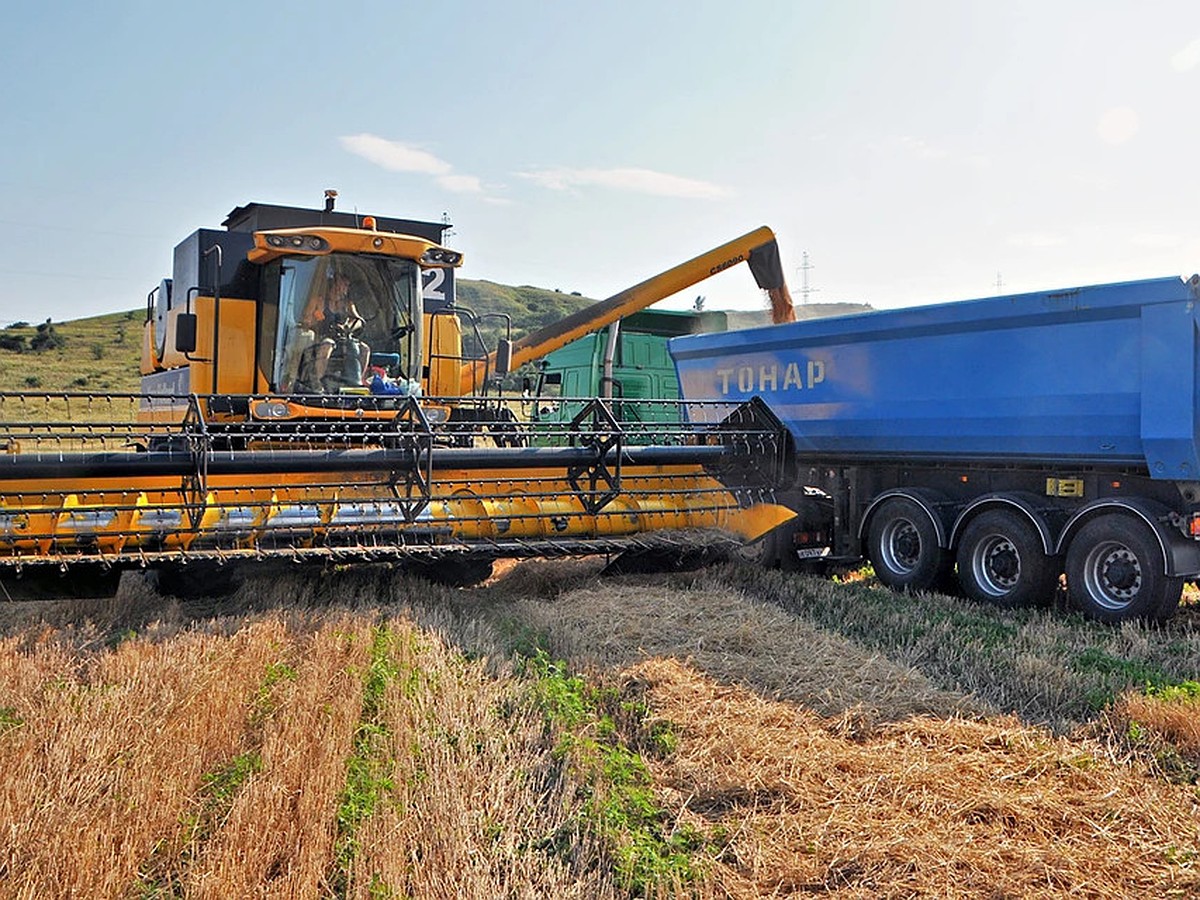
left=0, top=310, right=145, bottom=393
left=454, top=280, right=594, bottom=359
left=455, top=281, right=593, bottom=338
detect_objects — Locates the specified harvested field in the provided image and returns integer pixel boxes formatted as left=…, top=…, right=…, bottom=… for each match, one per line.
left=634, top=656, right=1198, bottom=896
left=0, top=559, right=1196, bottom=898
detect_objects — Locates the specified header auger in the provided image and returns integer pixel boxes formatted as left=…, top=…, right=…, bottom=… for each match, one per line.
left=0, top=391, right=791, bottom=595
left=1, top=198, right=797, bottom=598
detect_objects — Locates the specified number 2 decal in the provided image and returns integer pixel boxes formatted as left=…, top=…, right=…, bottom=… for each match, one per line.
left=422, top=268, right=446, bottom=301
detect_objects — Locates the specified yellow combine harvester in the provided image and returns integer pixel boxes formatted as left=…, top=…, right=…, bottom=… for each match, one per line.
left=0, top=197, right=796, bottom=598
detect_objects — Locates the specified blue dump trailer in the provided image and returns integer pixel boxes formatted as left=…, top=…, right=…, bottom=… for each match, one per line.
left=670, top=275, right=1200, bottom=623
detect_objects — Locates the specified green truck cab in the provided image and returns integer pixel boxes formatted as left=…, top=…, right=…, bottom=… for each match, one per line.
left=528, top=308, right=726, bottom=426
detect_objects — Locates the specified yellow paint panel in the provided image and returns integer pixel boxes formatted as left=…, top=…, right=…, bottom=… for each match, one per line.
left=424, top=313, right=465, bottom=396
left=720, top=502, right=797, bottom=541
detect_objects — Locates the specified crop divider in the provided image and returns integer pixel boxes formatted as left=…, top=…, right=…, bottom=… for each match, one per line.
left=566, top=398, right=623, bottom=515
left=180, top=394, right=211, bottom=531
left=387, top=395, right=434, bottom=523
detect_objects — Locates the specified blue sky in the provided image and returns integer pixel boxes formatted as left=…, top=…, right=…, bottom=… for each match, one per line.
left=2, top=1, right=1200, bottom=325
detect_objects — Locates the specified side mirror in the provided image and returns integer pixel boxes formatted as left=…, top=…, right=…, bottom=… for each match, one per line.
left=495, top=339, right=513, bottom=375
left=175, top=313, right=198, bottom=354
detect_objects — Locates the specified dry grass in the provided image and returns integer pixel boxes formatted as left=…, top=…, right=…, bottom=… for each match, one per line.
left=346, top=616, right=619, bottom=899
left=478, top=560, right=1200, bottom=897
left=1106, top=684, right=1200, bottom=785
left=0, top=559, right=1197, bottom=897
left=0, top=617, right=285, bottom=896
left=718, top=564, right=1200, bottom=733
left=1114, top=692, right=1200, bottom=758
left=0, top=568, right=626, bottom=898
left=497, top=575, right=982, bottom=728
left=184, top=613, right=371, bottom=898
left=632, top=656, right=1200, bottom=898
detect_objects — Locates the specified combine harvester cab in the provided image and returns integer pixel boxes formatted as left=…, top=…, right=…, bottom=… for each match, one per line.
left=0, top=200, right=796, bottom=598
left=671, top=274, right=1200, bottom=623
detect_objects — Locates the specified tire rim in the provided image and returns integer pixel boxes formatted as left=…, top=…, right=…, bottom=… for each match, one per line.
left=880, top=518, right=921, bottom=575
left=971, top=533, right=1019, bottom=597
left=1081, top=540, right=1142, bottom=611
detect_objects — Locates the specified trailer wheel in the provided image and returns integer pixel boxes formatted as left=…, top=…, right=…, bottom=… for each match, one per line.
left=956, top=510, right=1058, bottom=608
left=1065, top=516, right=1183, bottom=623
left=866, top=497, right=949, bottom=592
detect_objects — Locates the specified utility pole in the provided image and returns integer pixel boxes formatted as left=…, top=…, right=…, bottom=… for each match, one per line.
left=797, top=252, right=819, bottom=304
left=995, top=271, right=1004, bottom=293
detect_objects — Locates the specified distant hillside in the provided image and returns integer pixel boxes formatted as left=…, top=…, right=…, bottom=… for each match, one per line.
left=0, top=310, right=144, bottom=394
left=0, top=285, right=871, bottom=394
left=455, top=281, right=594, bottom=338
left=454, top=280, right=595, bottom=358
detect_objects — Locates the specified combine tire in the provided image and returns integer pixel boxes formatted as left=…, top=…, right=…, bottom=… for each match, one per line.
left=955, top=510, right=1058, bottom=608
left=1065, top=516, right=1183, bottom=623
left=413, top=556, right=495, bottom=588
left=866, top=497, right=950, bottom=593
left=0, top=565, right=122, bottom=601
left=603, top=545, right=727, bottom=575
left=151, top=561, right=241, bottom=599
left=736, top=522, right=801, bottom=571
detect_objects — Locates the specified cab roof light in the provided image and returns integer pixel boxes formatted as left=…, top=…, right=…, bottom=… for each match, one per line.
left=420, top=247, right=462, bottom=266
left=265, top=233, right=328, bottom=252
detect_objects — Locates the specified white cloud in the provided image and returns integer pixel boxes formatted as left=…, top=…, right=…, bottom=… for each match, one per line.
left=339, top=134, right=452, bottom=174
left=519, top=166, right=731, bottom=199
left=1171, top=37, right=1200, bottom=72
left=1096, top=107, right=1140, bottom=145
left=339, top=134, right=499, bottom=199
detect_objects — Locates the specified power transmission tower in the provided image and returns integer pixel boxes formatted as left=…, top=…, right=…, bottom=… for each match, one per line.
left=798, top=252, right=819, bottom=304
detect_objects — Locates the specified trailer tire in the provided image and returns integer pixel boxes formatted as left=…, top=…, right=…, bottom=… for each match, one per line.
left=866, top=497, right=949, bottom=593
left=1065, top=516, right=1183, bottom=623
left=956, top=510, right=1058, bottom=608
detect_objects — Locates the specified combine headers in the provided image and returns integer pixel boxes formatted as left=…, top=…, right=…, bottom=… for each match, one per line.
left=0, top=391, right=790, bottom=596
left=0, top=198, right=797, bottom=598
